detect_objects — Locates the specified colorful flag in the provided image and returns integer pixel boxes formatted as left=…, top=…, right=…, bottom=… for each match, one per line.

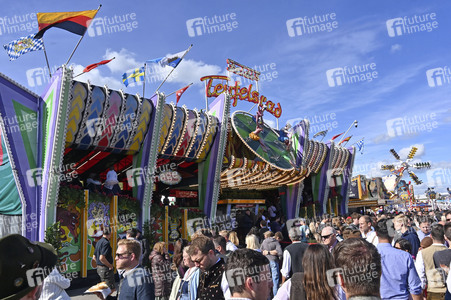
left=355, top=138, right=364, bottom=154
left=176, top=84, right=191, bottom=105
left=339, top=135, right=352, bottom=145
left=83, top=57, right=115, bottom=73
left=330, top=132, right=344, bottom=141
left=313, top=130, right=328, bottom=139
left=122, top=67, right=145, bottom=87
left=35, top=9, right=98, bottom=39
left=3, top=34, right=43, bottom=61
left=147, top=48, right=189, bottom=68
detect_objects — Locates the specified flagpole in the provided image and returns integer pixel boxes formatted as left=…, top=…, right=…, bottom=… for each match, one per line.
left=65, top=4, right=102, bottom=66
left=155, top=44, right=193, bottom=94
left=338, top=120, right=358, bottom=144
left=166, top=82, right=193, bottom=98
left=42, top=40, right=52, bottom=78
left=142, top=63, right=147, bottom=99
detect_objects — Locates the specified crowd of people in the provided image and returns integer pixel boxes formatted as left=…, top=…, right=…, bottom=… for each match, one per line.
left=4, top=206, right=451, bottom=300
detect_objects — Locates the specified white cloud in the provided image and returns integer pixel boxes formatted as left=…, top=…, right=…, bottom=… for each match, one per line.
left=390, top=44, right=402, bottom=53
left=71, top=64, right=123, bottom=90
left=398, top=144, right=425, bottom=159
left=103, top=48, right=142, bottom=73
left=168, top=59, right=222, bottom=85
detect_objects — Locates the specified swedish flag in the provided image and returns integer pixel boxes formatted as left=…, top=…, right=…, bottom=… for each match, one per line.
left=122, top=67, right=145, bottom=87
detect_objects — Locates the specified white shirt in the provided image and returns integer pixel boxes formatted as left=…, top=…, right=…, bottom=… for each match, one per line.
left=226, top=241, right=238, bottom=252
left=415, top=243, right=447, bottom=290
left=280, top=241, right=302, bottom=278
left=362, top=230, right=379, bottom=246
left=273, top=278, right=346, bottom=300
left=40, top=268, right=71, bottom=300
left=104, top=170, right=118, bottom=189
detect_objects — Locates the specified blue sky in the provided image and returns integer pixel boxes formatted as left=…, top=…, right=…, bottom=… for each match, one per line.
left=1, top=0, right=451, bottom=197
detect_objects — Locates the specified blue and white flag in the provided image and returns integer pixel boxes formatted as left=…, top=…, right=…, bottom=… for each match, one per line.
left=355, top=138, right=364, bottom=154
left=122, top=67, right=145, bottom=87
left=3, top=34, right=44, bottom=61
left=147, top=48, right=189, bottom=68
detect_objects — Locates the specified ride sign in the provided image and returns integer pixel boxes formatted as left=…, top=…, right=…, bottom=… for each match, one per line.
left=226, top=58, right=260, bottom=81
left=200, top=75, right=282, bottom=118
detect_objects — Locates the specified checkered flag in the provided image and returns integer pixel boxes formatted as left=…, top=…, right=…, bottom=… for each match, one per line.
left=355, top=138, right=364, bottom=154
left=3, top=34, right=44, bottom=61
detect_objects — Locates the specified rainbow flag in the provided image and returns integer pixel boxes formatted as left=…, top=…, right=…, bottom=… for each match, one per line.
left=35, top=9, right=98, bottom=39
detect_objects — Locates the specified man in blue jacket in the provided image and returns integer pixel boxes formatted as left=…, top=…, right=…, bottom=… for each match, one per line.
left=394, top=215, right=421, bottom=258
left=105, top=239, right=154, bottom=300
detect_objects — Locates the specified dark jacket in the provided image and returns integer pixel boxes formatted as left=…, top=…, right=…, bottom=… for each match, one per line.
left=149, top=250, right=173, bottom=297
left=401, top=227, right=420, bottom=258
left=197, top=258, right=225, bottom=300
left=107, top=266, right=155, bottom=300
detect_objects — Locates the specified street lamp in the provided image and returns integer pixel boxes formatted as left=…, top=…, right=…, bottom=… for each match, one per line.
left=338, top=120, right=358, bottom=144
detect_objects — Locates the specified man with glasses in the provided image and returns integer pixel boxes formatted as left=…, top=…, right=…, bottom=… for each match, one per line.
left=94, top=227, right=116, bottom=293
left=101, top=239, right=154, bottom=300
left=280, top=227, right=309, bottom=284
left=189, top=235, right=230, bottom=300
left=320, top=226, right=338, bottom=252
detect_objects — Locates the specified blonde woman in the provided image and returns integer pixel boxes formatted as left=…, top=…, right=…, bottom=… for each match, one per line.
left=229, top=231, right=240, bottom=247
left=245, top=234, right=261, bottom=252
left=170, top=246, right=199, bottom=300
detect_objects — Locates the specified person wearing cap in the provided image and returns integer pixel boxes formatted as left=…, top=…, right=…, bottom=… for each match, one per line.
left=93, top=228, right=116, bottom=293
left=0, top=234, right=58, bottom=300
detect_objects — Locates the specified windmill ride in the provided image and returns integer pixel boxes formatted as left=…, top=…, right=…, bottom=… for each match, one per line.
left=380, top=146, right=431, bottom=200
